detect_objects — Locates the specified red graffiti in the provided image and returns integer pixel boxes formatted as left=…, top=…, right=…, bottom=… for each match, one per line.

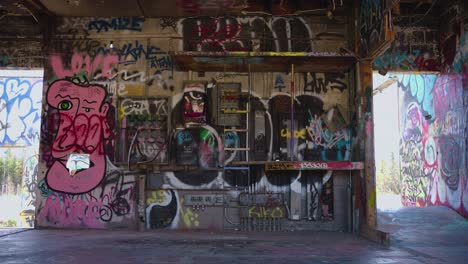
left=50, top=53, right=118, bottom=79
left=414, top=56, right=440, bottom=72
left=190, top=18, right=245, bottom=51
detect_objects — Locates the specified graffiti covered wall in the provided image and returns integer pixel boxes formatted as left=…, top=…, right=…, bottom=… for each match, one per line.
left=393, top=1, right=468, bottom=218
left=396, top=35, right=467, bottom=218
left=0, top=76, right=43, bottom=147
left=0, top=73, right=43, bottom=227
left=397, top=72, right=467, bottom=216
left=35, top=16, right=354, bottom=230
left=374, top=26, right=440, bottom=72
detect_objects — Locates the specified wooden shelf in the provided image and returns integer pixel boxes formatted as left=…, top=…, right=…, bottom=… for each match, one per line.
left=230, top=161, right=363, bottom=171
left=266, top=161, right=363, bottom=171
left=170, top=51, right=356, bottom=73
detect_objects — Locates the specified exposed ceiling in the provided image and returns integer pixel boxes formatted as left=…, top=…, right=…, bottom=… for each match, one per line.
left=0, top=0, right=31, bottom=17
left=0, top=0, right=437, bottom=24
left=2, top=0, right=356, bottom=18
left=38, top=0, right=353, bottom=17
left=0, top=0, right=437, bottom=20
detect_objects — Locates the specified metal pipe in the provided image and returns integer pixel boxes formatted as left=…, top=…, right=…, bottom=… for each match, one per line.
left=247, top=64, right=251, bottom=163
left=290, top=64, right=295, bottom=161
left=347, top=171, right=352, bottom=233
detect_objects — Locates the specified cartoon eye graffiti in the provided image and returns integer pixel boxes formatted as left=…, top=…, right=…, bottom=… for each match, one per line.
left=58, top=100, right=72, bottom=110
left=84, top=107, right=91, bottom=112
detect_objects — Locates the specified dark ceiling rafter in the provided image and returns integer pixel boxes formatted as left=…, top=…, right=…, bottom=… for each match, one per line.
left=25, top=0, right=53, bottom=16
left=136, top=0, right=146, bottom=17
left=21, top=0, right=54, bottom=22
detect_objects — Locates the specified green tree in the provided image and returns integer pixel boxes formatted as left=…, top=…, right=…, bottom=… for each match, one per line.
left=0, top=149, right=24, bottom=195
left=388, top=152, right=401, bottom=194
left=376, top=152, right=402, bottom=195
left=376, top=159, right=388, bottom=193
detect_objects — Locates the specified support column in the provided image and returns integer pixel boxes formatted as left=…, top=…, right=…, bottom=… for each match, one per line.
left=360, top=63, right=376, bottom=228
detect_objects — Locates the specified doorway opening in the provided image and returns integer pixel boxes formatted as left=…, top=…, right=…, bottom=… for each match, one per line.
left=373, top=73, right=402, bottom=212
left=0, top=69, right=43, bottom=228
left=373, top=72, right=440, bottom=213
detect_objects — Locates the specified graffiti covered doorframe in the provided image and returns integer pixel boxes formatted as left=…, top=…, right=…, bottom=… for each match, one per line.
left=0, top=69, right=44, bottom=228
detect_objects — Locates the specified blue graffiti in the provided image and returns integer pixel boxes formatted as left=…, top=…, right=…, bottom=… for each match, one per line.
left=224, top=131, right=239, bottom=147
left=392, top=73, right=437, bottom=121
left=320, top=128, right=351, bottom=161
left=0, top=56, right=14, bottom=67
left=306, top=111, right=351, bottom=161
left=88, top=17, right=145, bottom=33
left=0, top=77, right=43, bottom=146
left=374, top=49, right=420, bottom=71
left=177, top=130, right=193, bottom=145
left=274, top=74, right=286, bottom=92
left=116, top=40, right=172, bottom=70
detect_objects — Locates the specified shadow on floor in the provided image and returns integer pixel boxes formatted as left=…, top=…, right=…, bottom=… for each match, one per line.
left=378, top=206, right=468, bottom=261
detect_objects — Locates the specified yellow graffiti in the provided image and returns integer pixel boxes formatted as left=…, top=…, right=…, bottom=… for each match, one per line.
left=367, top=188, right=376, bottom=209
left=146, top=190, right=168, bottom=205
left=179, top=198, right=200, bottom=228
left=118, top=106, right=126, bottom=121
left=280, top=128, right=307, bottom=139
left=248, top=206, right=285, bottom=218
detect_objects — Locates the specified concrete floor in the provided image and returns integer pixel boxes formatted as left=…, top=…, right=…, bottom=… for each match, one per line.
left=1, top=206, right=467, bottom=264
left=377, top=206, right=468, bottom=263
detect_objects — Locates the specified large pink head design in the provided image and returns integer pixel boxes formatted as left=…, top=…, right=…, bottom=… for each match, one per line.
left=45, top=80, right=112, bottom=194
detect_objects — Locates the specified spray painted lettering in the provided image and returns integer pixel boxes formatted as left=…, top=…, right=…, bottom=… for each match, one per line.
left=88, top=17, right=145, bottom=33
left=0, top=77, right=43, bottom=146
left=303, top=72, right=347, bottom=94
left=118, top=41, right=172, bottom=70
left=375, top=49, right=441, bottom=72
left=50, top=53, right=118, bottom=80
left=182, top=17, right=313, bottom=52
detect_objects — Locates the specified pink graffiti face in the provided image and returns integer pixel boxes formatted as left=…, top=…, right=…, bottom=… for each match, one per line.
left=46, top=80, right=111, bottom=194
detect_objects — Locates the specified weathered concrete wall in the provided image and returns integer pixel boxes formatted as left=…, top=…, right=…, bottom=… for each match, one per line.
left=33, top=16, right=356, bottom=230
left=33, top=17, right=352, bottom=228
left=0, top=16, right=44, bottom=69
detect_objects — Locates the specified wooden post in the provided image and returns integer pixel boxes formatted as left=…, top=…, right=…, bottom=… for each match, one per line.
left=360, top=63, right=377, bottom=228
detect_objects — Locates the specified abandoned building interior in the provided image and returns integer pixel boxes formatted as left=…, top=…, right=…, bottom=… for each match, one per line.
left=0, top=0, right=466, bottom=240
